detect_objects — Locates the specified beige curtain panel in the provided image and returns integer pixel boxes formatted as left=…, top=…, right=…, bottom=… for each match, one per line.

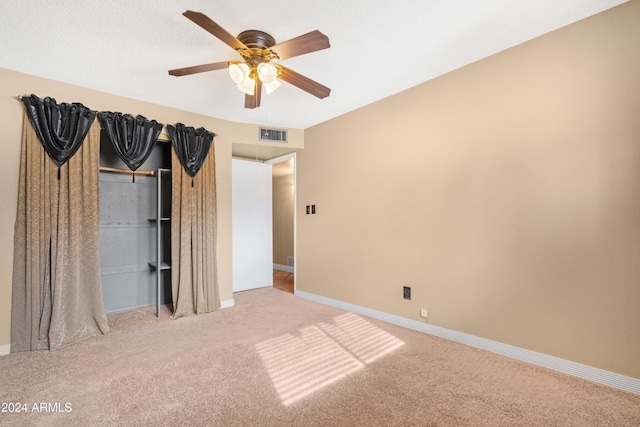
left=11, top=113, right=109, bottom=351
left=171, top=144, right=220, bottom=318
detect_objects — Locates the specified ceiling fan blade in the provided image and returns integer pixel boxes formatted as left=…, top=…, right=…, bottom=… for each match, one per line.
left=183, top=10, right=249, bottom=52
left=245, top=80, right=263, bottom=109
left=278, top=66, right=331, bottom=99
left=168, top=61, right=230, bottom=77
left=264, top=30, right=330, bottom=60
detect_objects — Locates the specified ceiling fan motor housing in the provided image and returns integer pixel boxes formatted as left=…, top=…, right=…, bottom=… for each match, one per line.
left=237, top=30, right=277, bottom=65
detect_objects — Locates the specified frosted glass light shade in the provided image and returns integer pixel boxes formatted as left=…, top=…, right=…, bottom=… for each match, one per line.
left=257, top=62, right=277, bottom=84
left=237, top=76, right=256, bottom=95
left=264, top=79, right=281, bottom=95
left=229, top=63, right=250, bottom=84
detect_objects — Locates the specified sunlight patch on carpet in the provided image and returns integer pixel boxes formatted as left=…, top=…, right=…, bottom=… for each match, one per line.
left=256, top=313, right=404, bottom=406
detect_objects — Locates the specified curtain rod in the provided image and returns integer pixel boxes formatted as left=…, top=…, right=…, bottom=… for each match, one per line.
left=99, top=166, right=155, bottom=176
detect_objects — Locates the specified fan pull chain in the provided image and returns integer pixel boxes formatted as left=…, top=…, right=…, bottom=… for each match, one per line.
left=57, top=167, right=61, bottom=180
left=132, top=173, right=135, bottom=183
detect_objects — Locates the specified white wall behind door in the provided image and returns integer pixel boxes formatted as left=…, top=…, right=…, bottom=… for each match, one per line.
left=232, top=159, right=273, bottom=292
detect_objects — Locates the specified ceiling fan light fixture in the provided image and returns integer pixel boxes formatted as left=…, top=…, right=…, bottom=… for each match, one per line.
left=237, top=75, right=256, bottom=95
left=257, top=62, right=277, bottom=84
left=229, top=62, right=250, bottom=84
left=264, top=79, right=281, bottom=95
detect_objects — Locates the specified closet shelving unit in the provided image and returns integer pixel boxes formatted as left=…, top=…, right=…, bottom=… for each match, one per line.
left=148, top=168, right=171, bottom=317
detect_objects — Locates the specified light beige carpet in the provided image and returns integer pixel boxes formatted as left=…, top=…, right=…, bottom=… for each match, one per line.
left=0, top=287, right=638, bottom=426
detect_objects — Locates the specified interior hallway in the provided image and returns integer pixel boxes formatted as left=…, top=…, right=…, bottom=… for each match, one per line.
left=273, top=270, right=294, bottom=294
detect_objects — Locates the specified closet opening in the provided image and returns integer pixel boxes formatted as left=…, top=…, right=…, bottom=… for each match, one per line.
left=98, top=131, right=172, bottom=315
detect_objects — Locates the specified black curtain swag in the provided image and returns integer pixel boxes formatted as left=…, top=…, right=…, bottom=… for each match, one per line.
left=98, top=112, right=163, bottom=181
left=167, top=123, right=215, bottom=186
left=22, top=94, right=96, bottom=179
left=22, top=96, right=216, bottom=185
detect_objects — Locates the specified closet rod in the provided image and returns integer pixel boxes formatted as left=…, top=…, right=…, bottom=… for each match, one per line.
left=99, top=166, right=155, bottom=176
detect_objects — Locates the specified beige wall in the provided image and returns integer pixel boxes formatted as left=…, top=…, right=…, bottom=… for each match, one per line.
left=0, top=68, right=264, bottom=348
left=273, top=173, right=295, bottom=265
left=297, top=2, right=640, bottom=378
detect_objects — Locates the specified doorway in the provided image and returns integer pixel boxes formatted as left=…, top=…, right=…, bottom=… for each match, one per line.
left=267, top=154, right=296, bottom=294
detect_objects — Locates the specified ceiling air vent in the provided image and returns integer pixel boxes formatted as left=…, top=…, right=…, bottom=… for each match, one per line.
left=259, top=127, right=288, bottom=143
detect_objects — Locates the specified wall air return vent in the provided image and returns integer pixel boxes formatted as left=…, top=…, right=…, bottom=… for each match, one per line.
left=259, top=127, right=288, bottom=143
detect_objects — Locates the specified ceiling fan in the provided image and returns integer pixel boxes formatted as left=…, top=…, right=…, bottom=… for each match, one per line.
left=169, top=10, right=331, bottom=109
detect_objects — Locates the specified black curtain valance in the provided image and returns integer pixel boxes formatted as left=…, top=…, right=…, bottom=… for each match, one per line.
left=22, top=94, right=96, bottom=170
left=167, top=123, right=215, bottom=179
left=97, top=112, right=163, bottom=172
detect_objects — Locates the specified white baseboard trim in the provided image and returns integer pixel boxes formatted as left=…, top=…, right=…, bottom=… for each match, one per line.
left=220, top=299, right=235, bottom=309
left=273, top=264, right=294, bottom=273
left=295, top=290, right=640, bottom=396
left=0, top=344, right=10, bottom=356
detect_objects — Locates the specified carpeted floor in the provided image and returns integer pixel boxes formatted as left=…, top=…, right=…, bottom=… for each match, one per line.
left=0, top=287, right=638, bottom=426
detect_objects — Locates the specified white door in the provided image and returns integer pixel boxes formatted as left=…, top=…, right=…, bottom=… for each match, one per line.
left=232, top=159, right=273, bottom=292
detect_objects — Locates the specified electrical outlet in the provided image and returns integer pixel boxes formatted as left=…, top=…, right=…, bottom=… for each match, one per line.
left=420, top=308, right=428, bottom=318
left=403, top=286, right=411, bottom=300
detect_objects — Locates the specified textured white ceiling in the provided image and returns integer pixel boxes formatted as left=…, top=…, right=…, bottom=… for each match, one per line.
left=0, top=0, right=626, bottom=130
